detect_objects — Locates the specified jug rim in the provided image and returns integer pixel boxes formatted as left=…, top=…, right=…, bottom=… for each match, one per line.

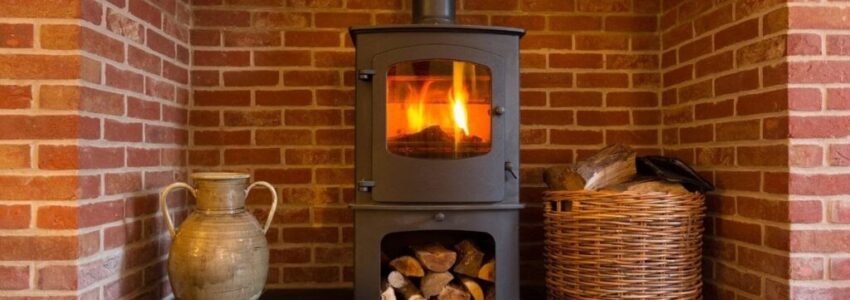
left=191, top=172, right=251, bottom=180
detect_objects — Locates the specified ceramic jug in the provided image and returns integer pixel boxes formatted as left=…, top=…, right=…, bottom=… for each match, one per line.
left=159, top=172, right=278, bottom=300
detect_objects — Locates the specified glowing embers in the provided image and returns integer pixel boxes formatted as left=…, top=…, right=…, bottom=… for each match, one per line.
left=387, top=60, right=492, bottom=159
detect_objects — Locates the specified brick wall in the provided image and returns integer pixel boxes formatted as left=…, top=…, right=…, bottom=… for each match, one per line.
left=785, top=2, right=850, bottom=299
left=658, top=0, right=796, bottom=298
left=186, top=0, right=663, bottom=289
left=0, top=0, right=190, bottom=298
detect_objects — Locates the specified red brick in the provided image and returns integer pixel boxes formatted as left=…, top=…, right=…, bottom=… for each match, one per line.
left=146, top=29, right=175, bottom=58
left=0, top=204, right=29, bottom=229
left=106, top=10, right=143, bottom=44
left=715, top=68, right=759, bottom=96
left=830, top=200, right=850, bottom=224
left=549, top=53, right=602, bottom=69
left=576, top=111, right=628, bottom=126
left=695, top=51, right=733, bottom=78
left=605, top=16, right=656, bottom=32
left=662, top=22, right=692, bottom=49
left=162, top=61, right=189, bottom=84
left=790, top=230, right=850, bottom=253
left=256, top=129, right=313, bottom=145
left=791, top=174, right=850, bottom=196
left=194, top=130, right=251, bottom=146
left=737, top=144, right=788, bottom=167
left=223, top=148, right=280, bottom=165
left=663, top=64, right=693, bottom=87
left=0, top=23, right=32, bottom=48
left=223, top=70, right=279, bottom=87
left=521, top=33, right=572, bottom=50
left=714, top=263, right=762, bottom=295
left=144, top=124, right=187, bottom=144
left=285, top=31, right=340, bottom=47
left=283, top=266, right=339, bottom=283
left=254, top=89, right=312, bottom=106
left=0, top=144, right=29, bottom=169
left=678, top=36, right=712, bottom=64
left=105, top=64, right=144, bottom=93
left=105, top=172, right=142, bottom=195
left=790, top=257, right=823, bottom=280
left=194, top=9, right=249, bottom=27
left=254, top=50, right=311, bottom=66
left=738, top=35, right=787, bottom=67
left=316, top=168, right=353, bottom=184
left=127, top=46, right=161, bottom=76
left=39, top=145, right=124, bottom=170
left=828, top=88, right=850, bottom=110
left=550, top=91, right=601, bottom=107
left=575, top=0, right=628, bottom=12
left=0, top=0, right=82, bottom=18
left=830, top=144, right=850, bottom=166
left=270, top=247, right=311, bottom=264
left=549, top=16, right=600, bottom=31
left=127, top=97, right=161, bottom=120
left=316, top=129, right=353, bottom=145
left=520, top=110, right=573, bottom=126
left=188, top=149, right=220, bottom=166
left=788, top=88, right=822, bottom=111
left=576, top=73, right=628, bottom=88
left=520, top=72, right=572, bottom=88
left=283, top=227, right=338, bottom=243
left=463, top=0, right=517, bottom=10
left=716, top=218, right=762, bottom=245
left=193, top=50, right=250, bottom=66
left=222, top=30, right=281, bottom=47
left=284, top=109, right=341, bottom=126
left=694, top=4, right=733, bottom=35
left=789, top=6, right=850, bottom=30
left=606, top=130, right=658, bottom=145
left=790, top=145, right=822, bottom=167
left=0, top=265, right=29, bottom=290
left=253, top=11, right=310, bottom=28
left=521, top=149, right=572, bottom=164
left=606, top=54, right=658, bottom=70
left=737, top=246, right=788, bottom=278
left=127, top=148, right=160, bottom=167
left=314, top=12, right=370, bottom=29
left=715, top=18, right=759, bottom=50
left=194, top=90, right=251, bottom=106
left=550, top=129, right=602, bottom=145
left=715, top=170, right=761, bottom=192
left=790, top=116, right=850, bottom=138
left=0, top=85, right=31, bottom=109
left=284, top=70, right=339, bottom=87
left=285, top=149, right=342, bottom=165
left=0, top=54, right=79, bottom=80
left=575, top=34, right=628, bottom=50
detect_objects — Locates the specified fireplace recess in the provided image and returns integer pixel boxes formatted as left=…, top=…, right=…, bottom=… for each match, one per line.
left=350, top=0, right=525, bottom=299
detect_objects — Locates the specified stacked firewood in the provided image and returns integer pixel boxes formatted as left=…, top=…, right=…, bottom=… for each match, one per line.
left=382, top=241, right=495, bottom=300
left=543, top=144, right=688, bottom=193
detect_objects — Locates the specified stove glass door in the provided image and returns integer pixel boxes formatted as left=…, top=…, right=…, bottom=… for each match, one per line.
left=386, top=60, right=492, bottom=159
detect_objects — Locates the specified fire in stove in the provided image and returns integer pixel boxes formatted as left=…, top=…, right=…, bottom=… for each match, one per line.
left=386, top=60, right=492, bottom=159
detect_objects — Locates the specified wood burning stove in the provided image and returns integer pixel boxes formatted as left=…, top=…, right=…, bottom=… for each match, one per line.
left=350, top=0, right=524, bottom=299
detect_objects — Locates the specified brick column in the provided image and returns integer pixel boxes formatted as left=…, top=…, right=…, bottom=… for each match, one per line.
left=0, top=0, right=190, bottom=298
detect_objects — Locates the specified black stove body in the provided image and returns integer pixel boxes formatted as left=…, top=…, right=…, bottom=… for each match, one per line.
left=349, top=1, right=524, bottom=299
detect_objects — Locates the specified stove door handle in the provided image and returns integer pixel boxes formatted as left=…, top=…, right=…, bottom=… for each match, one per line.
left=505, top=161, right=518, bottom=180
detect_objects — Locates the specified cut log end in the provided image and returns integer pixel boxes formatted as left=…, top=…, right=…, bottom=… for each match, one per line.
left=390, top=255, right=425, bottom=277
left=543, top=164, right=585, bottom=191
left=388, top=271, right=426, bottom=300
left=477, top=259, right=495, bottom=282
left=438, top=283, right=471, bottom=300
left=413, top=243, right=458, bottom=273
left=421, top=272, right=454, bottom=299
left=460, top=277, right=485, bottom=300
left=453, top=240, right=485, bottom=277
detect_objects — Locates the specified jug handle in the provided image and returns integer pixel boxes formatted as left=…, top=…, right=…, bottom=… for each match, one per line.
left=159, top=182, right=197, bottom=238
left=246, top=181, right=278, bottom=234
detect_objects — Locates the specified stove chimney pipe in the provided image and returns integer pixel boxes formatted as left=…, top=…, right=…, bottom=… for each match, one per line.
left=412, top=0, right=455, bottom=24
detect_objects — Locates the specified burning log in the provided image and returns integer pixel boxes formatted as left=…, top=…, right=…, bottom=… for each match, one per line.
left=421, top=272, right=454, bottom=298
left=477, top=259, right=495, bottom=282
left=381, top=280, right=397, bottom=300
left=453, top=240, right=485, bottom=277
left=390, top=255, right=425, bottom=277
left=438, top=283, right=471, bottom=300
left=576, top=144, right=636, bottom=190
left=388, top=271, right=426, bottom=300
left=413, top=243, right=457, bottom=272
left=460, top=277, right=485, bottom=300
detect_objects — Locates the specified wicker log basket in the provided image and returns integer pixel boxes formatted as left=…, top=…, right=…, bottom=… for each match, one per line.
left=543, top=190, right=705, bottom=300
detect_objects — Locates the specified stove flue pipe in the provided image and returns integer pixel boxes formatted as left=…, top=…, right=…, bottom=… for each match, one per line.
left=412, top=0, right=455, bottom=24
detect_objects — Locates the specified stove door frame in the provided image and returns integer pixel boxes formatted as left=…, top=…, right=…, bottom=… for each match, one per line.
left=370, top=44, right=507, bottom=203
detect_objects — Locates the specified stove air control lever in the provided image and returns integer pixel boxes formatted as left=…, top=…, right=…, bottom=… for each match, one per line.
left=358, top=69, right=375, bottom=81
left=505, top=161, right=518, bottom=180
left=358, top=179, right=375, bottom=192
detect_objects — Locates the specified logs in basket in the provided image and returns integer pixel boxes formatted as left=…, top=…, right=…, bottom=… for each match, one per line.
left=543, top=190, right=705, bottom=300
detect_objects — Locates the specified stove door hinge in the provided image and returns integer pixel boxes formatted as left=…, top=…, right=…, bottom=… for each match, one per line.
left=358, top=179, right=375, bottom=192
left=358, top=69, right=375, bottom=81
left=505, top=161, right=518, bottom=180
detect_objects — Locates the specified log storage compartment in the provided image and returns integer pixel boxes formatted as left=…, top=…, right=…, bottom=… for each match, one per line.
left=350, top=1, right=524, bottom=299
